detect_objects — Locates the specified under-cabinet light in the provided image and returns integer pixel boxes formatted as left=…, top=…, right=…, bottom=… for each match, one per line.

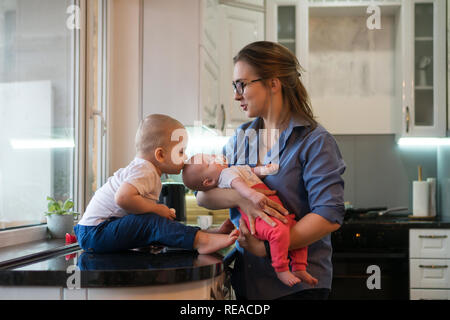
left=397, top=138, right=450, bottom=147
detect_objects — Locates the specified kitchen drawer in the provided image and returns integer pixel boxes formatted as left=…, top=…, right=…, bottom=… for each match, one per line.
left=410, top=289, right=450, bottom=300
left=410, top=259, right=450, bottom=289
left=410, top=229, right=450, bottom=259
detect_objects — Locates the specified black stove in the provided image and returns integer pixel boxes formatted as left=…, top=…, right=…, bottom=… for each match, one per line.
left=329, top=221, right=409, bottom=300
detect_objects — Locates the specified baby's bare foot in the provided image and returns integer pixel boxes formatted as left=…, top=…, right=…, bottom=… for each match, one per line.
left=293, top=270, right=318, bottom=286
left=276, top=271, right=301, bottom=287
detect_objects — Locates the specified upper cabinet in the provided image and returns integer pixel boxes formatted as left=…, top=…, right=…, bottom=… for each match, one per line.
left=218, top=3, right=265, bottom=131
left=266, top=0, right=447, bottom=137
left=142, top=0, right=265, bottom=131
left=142, top=0, right=220, bottom=126
left=400, top=0, right=447, bottom=138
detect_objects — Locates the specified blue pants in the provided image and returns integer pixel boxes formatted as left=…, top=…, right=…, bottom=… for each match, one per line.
left=74, top=213, right=200, bottom=253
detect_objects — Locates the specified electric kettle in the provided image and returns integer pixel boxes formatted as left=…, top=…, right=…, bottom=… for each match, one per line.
left=158, top=182, right=186, bottom=222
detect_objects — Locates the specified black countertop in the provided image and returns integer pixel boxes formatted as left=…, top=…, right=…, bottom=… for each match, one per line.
left=0, top=246, right=225, bottom=287
left=1, top=215, right=449, bottom=288
left=343, top=214, right=450, bottom=228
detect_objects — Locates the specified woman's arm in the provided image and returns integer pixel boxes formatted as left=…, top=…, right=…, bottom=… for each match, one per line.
left=288, top=213, right=340, bottom=250
left=196, top=188, right=289, bottom=235
left=237, top=212, right=341, bottom=257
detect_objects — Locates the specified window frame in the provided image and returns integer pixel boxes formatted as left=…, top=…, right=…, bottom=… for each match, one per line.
left=0, top=0, right=89, bottom=245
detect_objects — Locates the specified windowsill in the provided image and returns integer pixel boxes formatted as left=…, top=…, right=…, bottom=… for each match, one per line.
left=0, top=224, right=49, bottom=249
left=0, top=238, right=70, bottom=267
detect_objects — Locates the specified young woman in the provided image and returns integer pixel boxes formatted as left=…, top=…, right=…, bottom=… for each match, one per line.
left=196, top=41, right=346, bottom=300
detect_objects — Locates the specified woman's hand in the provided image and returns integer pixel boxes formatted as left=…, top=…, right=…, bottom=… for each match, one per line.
left=238, top=194, right=289, bottom=235
left=237, top=218, right=267, bottom=257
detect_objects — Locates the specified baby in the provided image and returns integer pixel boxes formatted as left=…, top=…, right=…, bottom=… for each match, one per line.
left=182, top=153, right=318, bottom=287
left=74, top=115, right=238, bottom=254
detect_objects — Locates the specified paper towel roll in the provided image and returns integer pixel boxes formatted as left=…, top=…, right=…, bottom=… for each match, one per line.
left=413, top=181, right=429, bottom=217
left=427, top=178, right=436, bottom=217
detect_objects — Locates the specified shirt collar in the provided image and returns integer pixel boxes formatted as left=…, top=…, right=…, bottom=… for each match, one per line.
left=262, top=114, right=311, bottom=164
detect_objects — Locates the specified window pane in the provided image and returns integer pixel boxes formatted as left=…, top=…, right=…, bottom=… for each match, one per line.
left=0, top=0, right=76, bottom=229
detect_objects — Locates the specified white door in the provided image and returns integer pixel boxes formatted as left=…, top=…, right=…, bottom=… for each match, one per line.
left=218, top=4, right=264, bottom=131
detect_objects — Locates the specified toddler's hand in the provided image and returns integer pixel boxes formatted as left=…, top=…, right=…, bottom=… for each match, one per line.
left=156, top=204, right=177, bottom=220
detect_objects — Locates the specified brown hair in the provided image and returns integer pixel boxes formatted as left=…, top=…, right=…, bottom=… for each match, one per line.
left=233, top=41, right=317, bottom=129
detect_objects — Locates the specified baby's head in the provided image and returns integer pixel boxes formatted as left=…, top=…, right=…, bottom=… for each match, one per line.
left=135, top=114, right=187, bottom=174
left=182, top=153, right=227, bottom=191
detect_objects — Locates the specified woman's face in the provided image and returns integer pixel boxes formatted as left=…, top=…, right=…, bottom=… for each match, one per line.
left=233, top=61, right=269, bottom=119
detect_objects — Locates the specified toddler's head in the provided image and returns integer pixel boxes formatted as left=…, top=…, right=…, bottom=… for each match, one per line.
left=135, top=114, right=187, bottom=174
left=182, top=153, right=227, bottom=191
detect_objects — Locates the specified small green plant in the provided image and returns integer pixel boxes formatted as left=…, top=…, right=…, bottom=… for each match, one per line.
left=45, top=196, right=79, bottom=217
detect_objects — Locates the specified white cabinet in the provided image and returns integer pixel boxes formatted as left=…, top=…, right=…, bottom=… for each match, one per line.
left=266, top=0, right=447, bottom=136
left=142, top=0, right=264, bottom=131
left=142, top=0, right=220, bottom=126
left=399, top=0, right=447, bottom=138
left=218, top=4, right=265, bottom=131
left=409, top=229, right=450, bottom=300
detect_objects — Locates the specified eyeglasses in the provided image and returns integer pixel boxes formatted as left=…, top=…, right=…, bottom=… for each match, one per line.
left=232, top=78, right=263, bottom=95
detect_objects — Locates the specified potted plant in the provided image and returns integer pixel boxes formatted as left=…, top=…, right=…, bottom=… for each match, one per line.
left=45, top=196, right=79, bottom=239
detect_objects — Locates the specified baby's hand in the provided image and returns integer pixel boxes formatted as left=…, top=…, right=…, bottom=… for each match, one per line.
left=260, top=163, right=279, bottom=175
left=155, top=204, right=176, bottom=220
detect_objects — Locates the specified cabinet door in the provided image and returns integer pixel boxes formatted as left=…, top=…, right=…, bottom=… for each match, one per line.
left=200, top=48, right=221, bottom=130
left=218, top=4, right=264, bottom=131
left=401, top=0, right=446, bottom=137
left=200, top=0, right=219, bottom=62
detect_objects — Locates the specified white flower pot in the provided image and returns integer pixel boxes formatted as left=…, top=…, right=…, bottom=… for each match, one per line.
left=46, top=214, right=74, bottom=239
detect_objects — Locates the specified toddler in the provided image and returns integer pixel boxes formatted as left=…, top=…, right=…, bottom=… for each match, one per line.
left=74, top=115, right=237, bottom=254
left=182, top=153, right=318, bottom=287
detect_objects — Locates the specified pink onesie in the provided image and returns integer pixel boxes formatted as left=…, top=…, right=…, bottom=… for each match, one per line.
left=218, top=165, right=307, bottom=273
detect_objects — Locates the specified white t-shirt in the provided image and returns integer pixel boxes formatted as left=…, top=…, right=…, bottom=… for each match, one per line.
left=217, top=165, right=263, bottom=189
left=78, top=157, right=162, bottom=226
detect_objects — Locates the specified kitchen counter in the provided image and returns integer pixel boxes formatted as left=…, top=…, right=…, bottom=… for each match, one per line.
left=343, top=214, right=450, bottom=228
left=0, top=246, right=224, bottom=288
left=0, top=240, right=228, bottom=299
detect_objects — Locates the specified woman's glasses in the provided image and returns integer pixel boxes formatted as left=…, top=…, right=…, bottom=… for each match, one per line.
left=232, top=78, right=263, bottom=95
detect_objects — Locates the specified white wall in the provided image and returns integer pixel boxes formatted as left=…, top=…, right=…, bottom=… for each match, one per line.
left=107, top=0, right=142, bottom=175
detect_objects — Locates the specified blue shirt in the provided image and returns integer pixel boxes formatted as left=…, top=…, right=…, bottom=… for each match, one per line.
left=222, top=115, right=346, bottom=299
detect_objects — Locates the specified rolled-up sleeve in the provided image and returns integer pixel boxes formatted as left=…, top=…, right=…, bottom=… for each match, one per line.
left=301, top=132, right=346, bottom=225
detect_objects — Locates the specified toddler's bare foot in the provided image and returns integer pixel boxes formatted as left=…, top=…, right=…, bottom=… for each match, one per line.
left=276, top=270, right=301, bottom=287
left=293, top=270, right=318, bottom=286
left=194, top=230, right=238, bottom=254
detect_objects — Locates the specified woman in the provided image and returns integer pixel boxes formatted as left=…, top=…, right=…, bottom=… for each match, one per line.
left=196, top=41, right=346, bottom=300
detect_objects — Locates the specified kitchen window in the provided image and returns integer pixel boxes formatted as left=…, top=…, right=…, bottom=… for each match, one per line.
left=0, top=0, right=106, bottom=232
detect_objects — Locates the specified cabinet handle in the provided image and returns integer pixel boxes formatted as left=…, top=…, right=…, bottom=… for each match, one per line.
left=419, top=265, right=448, bottom=269
left=405, top=106, right=410, bottom=133
left=418, top=235, right=448, bottom=239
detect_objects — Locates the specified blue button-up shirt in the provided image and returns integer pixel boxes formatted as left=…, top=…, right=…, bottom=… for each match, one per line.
left=222, top=115, right=346, bottom=299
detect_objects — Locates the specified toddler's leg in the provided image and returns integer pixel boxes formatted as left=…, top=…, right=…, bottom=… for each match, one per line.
left=193, top=229, right=239, bottom=254
left=79, top=213, right=200, bottom=253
